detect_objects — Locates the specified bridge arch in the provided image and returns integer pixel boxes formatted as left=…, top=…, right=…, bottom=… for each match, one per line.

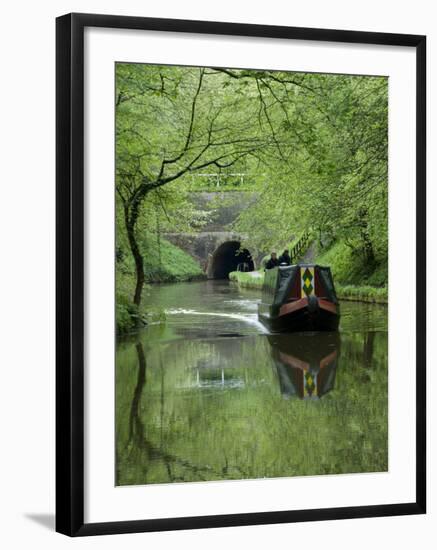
left=207, top=241, right=254, bottom=279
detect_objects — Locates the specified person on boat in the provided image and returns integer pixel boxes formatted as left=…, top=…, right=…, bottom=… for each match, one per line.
left=278, top=249, right=291, bottom=265
left=265, top=252, right=280, bottom=270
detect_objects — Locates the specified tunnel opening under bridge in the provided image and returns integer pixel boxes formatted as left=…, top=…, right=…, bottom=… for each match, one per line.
left=207, top=241, right=254, bottom=279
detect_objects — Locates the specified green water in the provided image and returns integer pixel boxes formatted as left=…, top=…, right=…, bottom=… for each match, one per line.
left=116, top=280, right=388, bottom=486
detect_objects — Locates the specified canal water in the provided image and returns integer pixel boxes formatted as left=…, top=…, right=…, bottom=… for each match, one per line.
left=116, top=280, right=388, bottom=486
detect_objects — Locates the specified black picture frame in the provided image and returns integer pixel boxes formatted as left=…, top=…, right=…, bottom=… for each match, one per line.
left=56, top=12, right=426, bottom=537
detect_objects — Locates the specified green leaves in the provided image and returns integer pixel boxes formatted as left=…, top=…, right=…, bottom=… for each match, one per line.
left=231, top=73, right=388, bottom=264
left=115, top=63, right=388, bottom=301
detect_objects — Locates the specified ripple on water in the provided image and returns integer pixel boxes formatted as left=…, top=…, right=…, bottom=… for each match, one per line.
left=164, top=308, right=269, bottom=334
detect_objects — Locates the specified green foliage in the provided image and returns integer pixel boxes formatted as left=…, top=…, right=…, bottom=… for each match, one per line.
left=116, top=272, right=152, bottom=335
left=118, top=233, right=204, bottom=285
left=116, top=237, right=204, bottom=334
left=116, top=330, right=388, bottom=484
left=229, top=267, right=387, bottom=304
left=229, top=270, right=264, bottom=289
left=336, top=284, right=387, bottom=304
left=315, top=240, right=387, bottom=287
left=116, top=293, right=138, bottom=334
left=142, top=237, right=204, bottom=283
left=115, top=64, right=267, bottom=306
left=230, top=73, right=388, bottom=269
left=116, top=63, right=274, bottom=205
left=115, top=63, right=388, bottom=308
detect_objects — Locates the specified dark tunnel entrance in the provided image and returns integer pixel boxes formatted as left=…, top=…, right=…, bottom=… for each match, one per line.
left=207, top=241, right=254, bottom=279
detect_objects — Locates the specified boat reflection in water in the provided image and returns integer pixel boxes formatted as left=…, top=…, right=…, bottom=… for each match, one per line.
left=268, top=332, right=340, bottom=400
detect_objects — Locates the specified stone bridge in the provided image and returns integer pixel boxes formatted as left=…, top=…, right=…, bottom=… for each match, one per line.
left=164, top=191, right=259, bottom=279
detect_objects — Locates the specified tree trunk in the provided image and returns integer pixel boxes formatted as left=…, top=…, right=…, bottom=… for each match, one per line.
left=363, top=237, right=375, bottom=264
left=125, top=207, right=145, bottom=307
left=358, top=207, right=375, bottom=265
left=361, top=226, right=375, bottom=264
left=156, top=209, right=162, bottom=270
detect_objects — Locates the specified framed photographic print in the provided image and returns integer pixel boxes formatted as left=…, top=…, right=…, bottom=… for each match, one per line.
left=56, top=13, right=426, bottom=536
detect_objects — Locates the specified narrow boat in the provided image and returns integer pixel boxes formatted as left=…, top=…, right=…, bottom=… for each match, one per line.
left=258, top=264, right=340, bottom=332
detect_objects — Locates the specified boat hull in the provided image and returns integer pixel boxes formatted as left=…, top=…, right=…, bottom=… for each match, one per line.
left=258, top=296, right=339, bottom=333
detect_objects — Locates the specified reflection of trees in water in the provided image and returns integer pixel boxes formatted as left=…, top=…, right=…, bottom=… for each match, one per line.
left=116, top=328, right=388, bottom=485
left=128, top=343, right=146, bottom=443
left=363, top=331, right=375, bottom=368
left=126, top=341, right=235, bottom=483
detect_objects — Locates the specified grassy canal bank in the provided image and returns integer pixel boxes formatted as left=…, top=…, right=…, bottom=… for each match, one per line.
left=230, top=237, right=388, bottom=305
left=117, top=237, right=205, bottom=334
left=229, top=270, right=387, bottom=304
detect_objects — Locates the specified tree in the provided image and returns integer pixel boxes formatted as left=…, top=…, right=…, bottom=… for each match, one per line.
left=230, top=71, right=388, bottom=265
left=116, top=64, right=388, bottom=304
left=116, top=64, right=275, bottom=305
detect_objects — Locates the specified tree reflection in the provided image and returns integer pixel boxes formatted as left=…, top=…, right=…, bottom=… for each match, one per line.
left=363, top=331, right=375, bottom=368
left=116, top=328, right=387, bottom=485
left=125, top=340, right=224, bottom=483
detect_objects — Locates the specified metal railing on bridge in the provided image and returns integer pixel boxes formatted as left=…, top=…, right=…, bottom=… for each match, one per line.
left=290, top=231, right=311, bottom=264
